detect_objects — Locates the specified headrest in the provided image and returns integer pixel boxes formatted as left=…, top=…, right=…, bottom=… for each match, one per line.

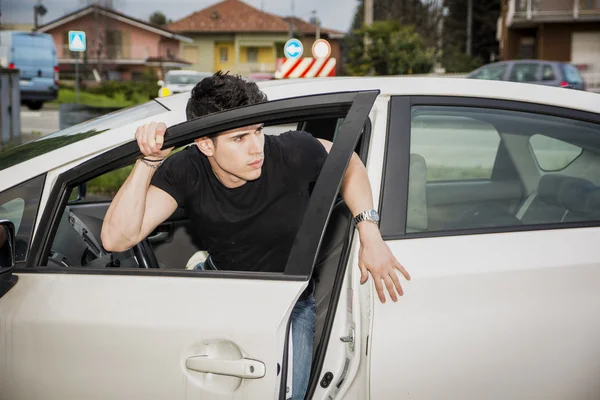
left=538, top=174, right=598, bottom=214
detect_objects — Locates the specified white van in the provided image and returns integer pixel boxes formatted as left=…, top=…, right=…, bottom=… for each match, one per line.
left=0, top=31, right=59, bottom=110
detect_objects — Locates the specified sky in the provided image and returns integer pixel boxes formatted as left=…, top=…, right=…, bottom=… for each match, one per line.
left=2, top=0, right=359, bottom=33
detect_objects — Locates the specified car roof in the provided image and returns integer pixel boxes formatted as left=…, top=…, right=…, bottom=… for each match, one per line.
left=1, top=76, right=599, bottom=190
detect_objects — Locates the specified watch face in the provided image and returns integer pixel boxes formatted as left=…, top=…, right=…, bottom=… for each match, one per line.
left=369, top=209, right=380, bottom=222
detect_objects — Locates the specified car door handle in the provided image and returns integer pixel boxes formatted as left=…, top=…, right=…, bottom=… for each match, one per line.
left=185, top=355, right=266, bottom=379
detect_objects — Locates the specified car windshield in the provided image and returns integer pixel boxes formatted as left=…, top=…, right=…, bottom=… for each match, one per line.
left=470, top=64, right=507, bottom=80
left=561, top=64, right=583, bottom=84
left=0, top=101, right=167, bottom=171
left=166, top=74, right=210, bottom=85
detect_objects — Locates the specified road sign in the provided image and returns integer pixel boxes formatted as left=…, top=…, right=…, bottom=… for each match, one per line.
left=312, top=39, right=331, bottom=60
left=284, top=39, right=303, bottom=60
left=274, top=57, right=337, bottom=79
left=68, top=31, right=86, bottom=52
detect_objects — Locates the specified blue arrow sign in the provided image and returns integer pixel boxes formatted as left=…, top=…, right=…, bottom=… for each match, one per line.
left=284, top=39, right=303, bottom=60
left=68, top=31, right=86, bottom=52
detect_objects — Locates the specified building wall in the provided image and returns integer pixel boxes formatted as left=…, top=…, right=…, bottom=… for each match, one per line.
left=505, top=22, right=600, bottom=62
left=181, top=34, right=234, bottom=72
left=46, top=13, right=166, bottom=60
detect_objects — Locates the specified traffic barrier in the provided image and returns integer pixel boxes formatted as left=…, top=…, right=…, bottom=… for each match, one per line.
left=274, top=57, right=337, bottom=79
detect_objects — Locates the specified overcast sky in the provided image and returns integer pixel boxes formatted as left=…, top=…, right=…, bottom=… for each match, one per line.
left=2, top=0, right=359, bottom=33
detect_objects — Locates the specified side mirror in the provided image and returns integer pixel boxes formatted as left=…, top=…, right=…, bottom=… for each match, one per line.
left=0, top=220, right=15, bottom=271
left=157, top=80, right=164, bottom=87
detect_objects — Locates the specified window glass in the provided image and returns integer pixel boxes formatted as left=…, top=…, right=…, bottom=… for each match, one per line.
left=0, top=175, right=45, bottom=263
left=561, top=64, right=583, bottom=84
left=542, top=65, right=555, bottom=81
left=247, top=47, right=259, bottom=62
left=165, top=73, right=210, bottom=85
left=530, top=134, right=582, bottom=171
left=403, top=106, right=600, bottom=234
left=470, top=64, right=507, bottom=80
left=219, top=47, right=228, bottom=63
left=509, top=63, right=539, bottom=82
left=410, top=108, right=501, bottom=181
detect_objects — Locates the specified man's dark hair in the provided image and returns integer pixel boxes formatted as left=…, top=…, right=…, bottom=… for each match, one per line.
left=185, top=71, right=268, bottom=120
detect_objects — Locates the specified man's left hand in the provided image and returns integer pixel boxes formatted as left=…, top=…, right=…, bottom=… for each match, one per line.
left=357, top=223, right=411, bottom=303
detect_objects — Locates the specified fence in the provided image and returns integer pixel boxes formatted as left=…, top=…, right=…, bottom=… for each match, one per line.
left=0, top=68, right=20, bottom=149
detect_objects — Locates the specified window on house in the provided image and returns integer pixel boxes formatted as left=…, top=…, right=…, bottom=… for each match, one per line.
left=247, top=47, right=259, bottom=63
left=219, top=47, right=229, bottom=63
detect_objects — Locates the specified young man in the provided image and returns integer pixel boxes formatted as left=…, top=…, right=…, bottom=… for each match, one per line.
left=101, top=72, right=410, bottom=399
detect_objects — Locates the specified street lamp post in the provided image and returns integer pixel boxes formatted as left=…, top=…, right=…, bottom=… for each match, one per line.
left=33, top=1, right=48, bottom=30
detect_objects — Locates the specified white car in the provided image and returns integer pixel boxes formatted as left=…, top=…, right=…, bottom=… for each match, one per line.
left=157, top=69, right=212, bottom=98
left=0, top=78, right=599, bottom=400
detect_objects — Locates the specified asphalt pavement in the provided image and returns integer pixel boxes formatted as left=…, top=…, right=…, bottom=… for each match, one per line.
left=20, top=106, right=60, bottom=137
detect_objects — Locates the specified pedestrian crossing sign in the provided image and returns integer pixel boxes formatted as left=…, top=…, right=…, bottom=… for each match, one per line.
left=68, top=31, right=86, bottom=52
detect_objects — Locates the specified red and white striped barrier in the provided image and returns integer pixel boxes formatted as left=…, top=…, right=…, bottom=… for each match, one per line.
left=274, top=57, right=337, bottom=79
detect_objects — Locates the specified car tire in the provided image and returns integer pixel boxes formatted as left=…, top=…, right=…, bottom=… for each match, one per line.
left=27, top=101, right=44, bottom=111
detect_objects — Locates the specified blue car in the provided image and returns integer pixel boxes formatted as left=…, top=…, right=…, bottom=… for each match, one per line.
left=467, top=60, right=587, bottom=91
left=0, top=31, right=59, bottom=110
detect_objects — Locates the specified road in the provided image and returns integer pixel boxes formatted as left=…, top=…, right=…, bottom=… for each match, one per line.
left=20, top=108, right=60, bottom=137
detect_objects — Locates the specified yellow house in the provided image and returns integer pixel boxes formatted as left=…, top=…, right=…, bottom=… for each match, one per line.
left=167, top=0, right=344, bottom=76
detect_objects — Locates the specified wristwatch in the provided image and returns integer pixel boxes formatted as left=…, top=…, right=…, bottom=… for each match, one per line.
left=353, top=209, right=380, bottom=226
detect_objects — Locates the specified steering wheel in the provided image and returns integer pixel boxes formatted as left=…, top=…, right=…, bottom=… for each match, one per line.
left=67, top=210, right=161, bottom=268
left=132, top=239, right=160, bottom=268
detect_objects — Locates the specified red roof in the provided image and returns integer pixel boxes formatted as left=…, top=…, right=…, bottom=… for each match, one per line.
left=168, top=0, right=344, bottom=36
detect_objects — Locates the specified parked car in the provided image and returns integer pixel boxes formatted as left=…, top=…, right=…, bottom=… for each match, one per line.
left=0, top=77, right=599, bottom=399
left=157, top=69, right=212, bottom=97
left=0, top=30, right=59, bottom=110
left=467, top=60, right=587, bottom=90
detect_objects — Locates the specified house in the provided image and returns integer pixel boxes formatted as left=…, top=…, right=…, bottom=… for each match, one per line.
left=498, top=0, right=600, bottom=85
left=167, top=0, right=345, bottom=76
left=35, top=5, right=193, bottom=81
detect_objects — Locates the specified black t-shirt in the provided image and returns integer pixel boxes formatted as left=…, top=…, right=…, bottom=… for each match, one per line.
left=151, top=131, right=328, bottom=273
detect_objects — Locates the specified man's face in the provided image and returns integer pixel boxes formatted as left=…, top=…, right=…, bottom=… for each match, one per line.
left=196, top=124, right=265, bottom=187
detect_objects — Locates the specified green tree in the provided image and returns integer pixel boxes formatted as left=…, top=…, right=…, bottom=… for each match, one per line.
left=346, top=21, right=436, bottom=76
left=442, top=0, right=501, bottom=71
left=149, top=11, right=168, bottom=26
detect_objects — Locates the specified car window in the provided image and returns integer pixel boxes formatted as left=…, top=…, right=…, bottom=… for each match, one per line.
left=530, top=134, right=582, bottom=171
left=542, top=65, right=556, bottom=81
left=410, top=108, right=501, bottom=181
left=509, top=63, right=540, bottom=82
left=401, top=106, right=600, bottom=234
left=165, top=74, right=210, bottom=85
left=0, top=175, right=45, bottom=263
left=561, top=64, right=583, bottom=84
left=470, top=64, right=507, bottom=80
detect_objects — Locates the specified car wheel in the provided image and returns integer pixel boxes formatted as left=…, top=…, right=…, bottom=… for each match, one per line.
left=27, top=101, right=44, bottom=111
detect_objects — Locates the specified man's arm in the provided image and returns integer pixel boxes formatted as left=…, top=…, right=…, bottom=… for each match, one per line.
left=101, top=122, right=177, bottom=252
left=318, top=139, right=411, bottom=304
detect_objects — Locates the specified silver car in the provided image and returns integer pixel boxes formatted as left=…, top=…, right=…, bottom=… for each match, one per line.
left=467, top=60, right=586, bottom=91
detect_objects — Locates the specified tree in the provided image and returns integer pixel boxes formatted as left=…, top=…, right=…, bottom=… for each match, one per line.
left=442, top=0, right=501, bottom=71
left=346, top=20, right=436, bottom=76
left=149, top=11, right=168, bottom=26
left=350, top=0, right=445, bottom=51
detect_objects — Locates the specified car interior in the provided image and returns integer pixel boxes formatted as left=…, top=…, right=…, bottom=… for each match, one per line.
left=44, top=115, right=369, bottom=391
left=405, top=108, right=600, bottom=235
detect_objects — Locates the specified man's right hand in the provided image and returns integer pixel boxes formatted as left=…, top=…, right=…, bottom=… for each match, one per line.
left=135, top=122, right=174, bottom=160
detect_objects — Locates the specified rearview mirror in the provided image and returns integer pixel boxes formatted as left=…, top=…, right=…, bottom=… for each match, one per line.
left=0, top=220, right=15, bottom=270
left=157, top=80, right=164, bottom=87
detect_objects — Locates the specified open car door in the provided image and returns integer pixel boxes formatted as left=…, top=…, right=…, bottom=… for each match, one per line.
left=0, top=90, right=379, bottom=400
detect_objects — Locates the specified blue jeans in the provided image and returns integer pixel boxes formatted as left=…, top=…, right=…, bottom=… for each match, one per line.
left=290, top=293, right=316, bottom=400
left=195, top=262, right=316, bottom=399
